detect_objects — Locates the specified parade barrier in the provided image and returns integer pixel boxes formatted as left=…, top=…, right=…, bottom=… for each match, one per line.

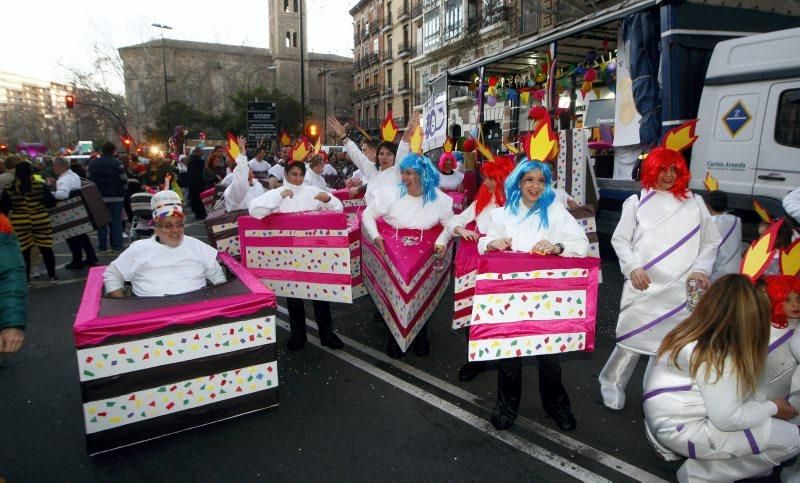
left=204, top=208, right=247, bottom=258
left=467, top=252, right=600, bottom=362
left=50, top=180, right=110, bottom=243
left=73, top=253, right=278, bottom=455
left=239, top=211, right=365, bottom=303
left=331, top=188, right=366, bottom=225
left=361, top=220, right=454, bottom=352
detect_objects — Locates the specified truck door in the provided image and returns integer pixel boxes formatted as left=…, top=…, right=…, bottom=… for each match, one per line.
left=754, top=81, right=800, bottom=202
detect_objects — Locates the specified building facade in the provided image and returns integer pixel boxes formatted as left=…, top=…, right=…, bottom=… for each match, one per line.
left=0, top=72, right=76, bottom=148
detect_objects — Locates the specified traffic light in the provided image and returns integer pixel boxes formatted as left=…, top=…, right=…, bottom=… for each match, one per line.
left=305, top=122, right=320, bottom=140
left=65, top=94, right=75, bottom=109
left=0, top=143, right=7, bottom=152
left=121, top=135, right=133, bottom=152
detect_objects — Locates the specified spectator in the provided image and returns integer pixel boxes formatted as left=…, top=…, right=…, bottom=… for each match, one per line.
left=121, top=154, right=141, bottom=237
left=0, top=161, right=58, bottom=282
left=248, top=147, right=270, bottom=173
left=203, top=153, right=223, bottom=190
left=87, top=142, right=127, bottom=254
left=0, top=212, right=27, bottom=354
left=0, top=154, right=19, bottom=197
left=176, top=154, right=190, bottom=200
left=52, top=157, right=98, bottom=269
left=187, top=146, right=207, bottom=220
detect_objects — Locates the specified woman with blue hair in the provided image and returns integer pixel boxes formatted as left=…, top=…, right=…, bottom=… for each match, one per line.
left=362, top=153, right=454, bottom=358
left=478, top=159, right=589, bottom=432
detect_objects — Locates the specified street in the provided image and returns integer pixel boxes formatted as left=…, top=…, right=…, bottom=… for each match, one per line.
left=0, top=221, right=682, bottom=482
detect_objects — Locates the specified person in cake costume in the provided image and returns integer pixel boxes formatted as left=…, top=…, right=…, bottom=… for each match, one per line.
left=599, top=120, right=721, bottom=410
left=643, top=227, right=800, bottom=482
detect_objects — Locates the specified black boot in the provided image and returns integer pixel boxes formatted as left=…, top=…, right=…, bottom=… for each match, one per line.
left=491, top=358, right=522, bottom=430
left=285, top=297, right=307, bottom=351
left=386, top=336, right=405, bottom=359
left=411, top=325, right=430, bottom=356
left=314, top=301, right=343, bottom=349
left=458, top=360, right=487, bottom=382
left=537, top=354, right=576, bottom=431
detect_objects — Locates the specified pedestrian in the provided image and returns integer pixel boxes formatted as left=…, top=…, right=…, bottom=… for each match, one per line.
left=248, top=147, right=271, bottom=174
left=0, top=161, right=58, bottom=282
left=176, top=154, right=190, bottom=200
left=87, top=141, right=127, bottom=254
left=203, top=153, right=223, bottom=190
left=249, top=160, right=345, bottom=351
left=0, top=212, right=27, bottom=355
left=121, top=154, right=141, bottom=237
left=52, top=157, right=98, bottom=269
left=643, top=274, right=800, bottom=481
left=702, top=189, right=742, bottom=281
left=187, top=146, right=207, bottom=220
left=598, top=145, right=719, bottom=410
left=478, top=159, right=589, bottom=431
left=0, top=154, right=19, bottom=197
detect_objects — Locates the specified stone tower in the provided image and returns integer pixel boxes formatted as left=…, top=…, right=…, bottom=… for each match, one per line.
left=269, top=0, right=308, bottom=101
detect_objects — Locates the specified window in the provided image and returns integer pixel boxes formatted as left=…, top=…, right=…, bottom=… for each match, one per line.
left=373, top=104, right=379, bottom=122
left=444, top=0, right=463, bottom=40
left=776, top=88, right=800, bottom=148
left=387, top=103, right=393, bottom=116
left=387, top=68, right=393, bottom=87
left=373, top=37, right=379, bottom=54
left=293, top=0, right=298, bottom=13
left=423, top=9, right=440, bottom=50
left=284, top=0, right=290, bottom=12
left=292, top=32, right=298, bottom=47
left=483, top=0, right=504, bottom=26
left=285, top=32, right=291, bottom=48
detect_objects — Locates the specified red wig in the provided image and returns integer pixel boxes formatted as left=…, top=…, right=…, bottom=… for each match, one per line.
left=476, top=155, right=515, bottom=215
left=641, top=147, right=690, bottom=199
left=764, top=275, right=800, bottom=328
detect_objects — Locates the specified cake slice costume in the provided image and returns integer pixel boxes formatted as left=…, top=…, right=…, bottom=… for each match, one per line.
left=599, top=121, right=721, bottom=410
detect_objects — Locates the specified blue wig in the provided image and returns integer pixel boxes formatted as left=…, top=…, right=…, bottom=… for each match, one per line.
left=504, top=159, right=555, bottom=228
left=398, top=153, right=440, bottom=205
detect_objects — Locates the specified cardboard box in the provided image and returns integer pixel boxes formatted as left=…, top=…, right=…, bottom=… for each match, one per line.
left=49, top=180, right=110, bottom=243
left=204, top=208, right=248, bottom=258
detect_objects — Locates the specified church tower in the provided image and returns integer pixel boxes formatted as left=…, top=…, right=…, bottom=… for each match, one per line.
left=268, top=0, right=308, bottom=101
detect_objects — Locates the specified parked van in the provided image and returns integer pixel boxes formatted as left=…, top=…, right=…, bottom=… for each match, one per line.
left=689, top=27, right=800, bottom=215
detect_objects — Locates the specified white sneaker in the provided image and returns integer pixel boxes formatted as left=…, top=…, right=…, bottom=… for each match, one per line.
left=122, top=231, right=129, bottom=239
left=31, top=266, right=43, bottom=278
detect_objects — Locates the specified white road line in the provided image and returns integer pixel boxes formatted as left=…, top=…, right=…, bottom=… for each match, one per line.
left=276, top=305, right=667, bottom=483
left=274, top=314, right=609, bottom=483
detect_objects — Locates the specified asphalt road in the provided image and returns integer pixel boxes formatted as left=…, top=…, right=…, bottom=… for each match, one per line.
left=0, top=220, right=683, bottom=482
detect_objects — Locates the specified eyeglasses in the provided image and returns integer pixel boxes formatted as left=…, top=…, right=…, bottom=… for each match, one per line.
left=156, top=222, right=185, bottom=230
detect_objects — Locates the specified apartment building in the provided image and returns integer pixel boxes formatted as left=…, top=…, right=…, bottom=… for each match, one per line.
left=350, top=0, right=386, bottom=133
left=0, top=72, right=74, bottom=147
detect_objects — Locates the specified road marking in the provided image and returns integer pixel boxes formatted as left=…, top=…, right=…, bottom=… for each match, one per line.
left=276, top=305, right=667, bottom=483
left=274, top=313, right=608, bottom=483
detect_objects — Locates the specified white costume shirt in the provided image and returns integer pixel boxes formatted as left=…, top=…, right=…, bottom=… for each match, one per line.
left=478, top=201, right=589, bottom=256
left=224, top=154, right=266, bottom=212
left=756, top=320, right=800, bottom=403
left=268, top=163, right=285, bottom=181
left=710, top=213, right=743, bottom=282
left=248, top=158, right=271, bottom=173
left=362, top=186, right=453, bottom=247
left=439, top=170, right=464, bottom=191
left=343, top=139, right=409, bottom=204
left=322, top=164, right=338, bottom=176
left=447, top=199, right=498, bottom=236
left=248, top=182, right=343, bottom=219
left=783, top=187, right=800, bottom=221
left=553, top=188, right=575, bottom=207
left=303, top=167, right=332, bottom=192
left=54, top=169, right=82, bottom=200
left=103, top=236, right=224, bottom=297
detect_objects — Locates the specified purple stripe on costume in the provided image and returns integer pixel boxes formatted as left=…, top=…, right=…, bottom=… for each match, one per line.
left=718, top=217, right=738, bottom=248
left=639, top=190, right=656, bottom=207
left=642, top=385, right=693, bottom=401
left=642, top=224, right=701, bottom=271
left=744, top=429, right=760, bottom=454
left=617, top=302, right=687, bottom=342
left=676, top=424, right=685, bottom=432
left=687, top=441, right=696, bottom=459
left=769, top=329, right=795, bottom=353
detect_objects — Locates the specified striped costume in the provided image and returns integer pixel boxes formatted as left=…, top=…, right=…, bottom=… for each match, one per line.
left=4, top=180, right=54, bottom=250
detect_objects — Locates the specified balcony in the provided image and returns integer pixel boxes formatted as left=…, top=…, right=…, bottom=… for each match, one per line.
left=382, top=48, right=393, bottom=64
left=394, top=116, right=406, bottom=127
left=397, top=42, right=413, bottom=57
left=369, top=22, right=379, bottom=34
left=398, top=79, right=410, bottom=94
left=383, top=85, right=394, bottom=97
left=366, top=85, right=382, bottom=98
left=361, top=118, right=380, bottom=130
left=422, top=0, right=435, bottom=8
left=414, top=91, right=428, bottom=106
left=411, top=2, right=421, bottom=18
left=382, top=12, right=393, bottom=31
left=412, top=44, right=424, bottom=58
left=351, top=90, right=362, bottom=102
left=367, top=52, right=380, bottom=65
left=397, top=2, right=410, bottom=21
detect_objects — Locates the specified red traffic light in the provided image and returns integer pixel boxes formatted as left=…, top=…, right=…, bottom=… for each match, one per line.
left=65, top=95, right=75, bottom=109
left=305, top=122, right=320, bottom=140
left=0, top=143, right=7, bottom=152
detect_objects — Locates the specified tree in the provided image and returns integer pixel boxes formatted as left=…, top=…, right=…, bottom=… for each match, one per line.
left=143, top=101, right=210, bottom=143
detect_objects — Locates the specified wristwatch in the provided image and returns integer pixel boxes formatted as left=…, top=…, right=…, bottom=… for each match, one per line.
left=555, top=243, right=565, bottom=255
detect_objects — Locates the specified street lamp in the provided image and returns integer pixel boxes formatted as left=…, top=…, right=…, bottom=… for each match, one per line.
left=152, top=23, right=172, bottom=132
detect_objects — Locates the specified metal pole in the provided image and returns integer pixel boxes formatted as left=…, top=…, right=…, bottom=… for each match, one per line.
left=322, top=71, right=328, bottom=143
left=299, top=0, right=306, bottom=129
left=152, top=24, right=172, bottom=137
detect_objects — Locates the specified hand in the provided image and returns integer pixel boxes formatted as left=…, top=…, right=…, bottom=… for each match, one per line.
left=401, top=112, right=421, bottom=142
left=281, top=189, right=293, bottom=198
left=531, top=239, right=557, bottom=255
left=630, top=268, right=651, bottom=291
left=236, top=135, right=247, bottom=156
left=328, top=116, right=346, bottom=139
left=314, top=193, right=331, bottom=203
left=348, top=187, right=360, bottom=197
left=455, top=227, right=479, bottom=242
left=0, top=328, right=24, bottom=353
left=773, top=399, right=799, bottom=421
left=164, top=173, right=172, bottom=187
left=488, top=238, right=512, bottom=252
left=687, top=272, right=711, bottom=291
left=345, top=177, right=355, bottom=188
left=434, top=244, right=445, bottom=257
left=373, top=236, right=386, bottom=256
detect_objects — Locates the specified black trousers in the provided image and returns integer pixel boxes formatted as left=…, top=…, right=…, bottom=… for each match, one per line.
left=22, top=246, right=55, bottom=280
left=285, top=298, right=333, bottom=338
left=188, top=189, right=207, bottom=219
left=496, top=354, right=571, bottom=414
left=66, top=234, right=97, bottom=264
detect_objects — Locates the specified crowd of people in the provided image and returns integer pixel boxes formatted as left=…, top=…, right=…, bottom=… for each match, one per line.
left=6, top=117, right=800, bottom=481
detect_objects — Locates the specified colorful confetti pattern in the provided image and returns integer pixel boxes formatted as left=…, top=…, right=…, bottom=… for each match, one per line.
left=245, top=246, right=351, bottom=275
left=468, top=332, right=586, bottom=361
left=556, top=129, right=588, bottom=205
left=261, top=279, right=354, bottom=303
left=51, top=200, right=93, bottom=243
left=83, top=361, right=278, bottom=434
left=472, top=290, right=587, bottom=323
left=77, top=316, right=276, bottom=381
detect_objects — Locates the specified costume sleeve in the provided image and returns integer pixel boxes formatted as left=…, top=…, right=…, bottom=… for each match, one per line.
left=396, top=141, right=410, bottom=162
left=690, top=195, right=723, bottom=275
left=205, top=262, right=227, bottom=286
left=343, top=140, right=378, bottom=180
left=53, top=176, right=71, bottom=200
left=223, top=155, right=250, bottom=212
left=103, top=263, right=127, bottom=294
left=318, top=189, right=344, bottom=212
left=478, top=209, right=507, bottom=254
left=612, top=195, right=641, bottom=277
left=697, top=360, right=777, bottom=431
left=784, top=187, right=800, bottom=221
left=554, top=205, right=590, bottom=257
left=447, top=201, right=477, bottom=235
left=362, top=190, right=391, bottom=242
left=435, top=196, right=455, bottom=246
left=248, top=188, right=284, bottom=219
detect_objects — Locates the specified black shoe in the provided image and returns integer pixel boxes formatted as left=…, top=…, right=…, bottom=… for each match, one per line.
left=545, top=405, right=577, bottom=431
left=458, top=361, right=487, bottom=382
left=286, top=334, right=307, bottom=351
left=412, top=335, right=430, bottom=356
left=65, top=262, right=84, bottom=270
left=320, top=332, right=344, bottom=350
left=386, top=337, right=405, bottom=359
left=491, top=401, right=518, bottom=430
left=85, top=258, right=100, bottom=266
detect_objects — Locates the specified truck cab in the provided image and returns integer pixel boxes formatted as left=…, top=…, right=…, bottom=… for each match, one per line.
left=689, top=27, right=800, bottom=216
